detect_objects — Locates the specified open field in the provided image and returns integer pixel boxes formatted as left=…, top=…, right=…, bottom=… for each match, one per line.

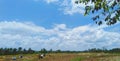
left=0, top=53, right=120, bottom=61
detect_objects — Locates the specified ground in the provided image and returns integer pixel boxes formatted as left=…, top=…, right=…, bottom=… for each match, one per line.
left=0, top=53, right=120, bottom=61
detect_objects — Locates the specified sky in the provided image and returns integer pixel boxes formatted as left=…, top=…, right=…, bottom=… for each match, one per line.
left=0, top=0, right=120, bottom=51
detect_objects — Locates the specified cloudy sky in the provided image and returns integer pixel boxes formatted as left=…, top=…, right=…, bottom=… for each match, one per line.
left=0, top=0, right=120, bottom=51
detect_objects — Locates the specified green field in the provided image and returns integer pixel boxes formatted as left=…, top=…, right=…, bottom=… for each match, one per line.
left=0, top=53, right=120, bottom=61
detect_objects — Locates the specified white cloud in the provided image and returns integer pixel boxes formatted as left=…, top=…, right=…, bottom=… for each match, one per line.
left=45, top=0, right=59, bottom=4
left=60, top=0, right=85, bottom=15
left=34, top=0, right=59, bottom=4
left=0, top=21, right=120, bottom=51
left=40, top=0, right=93, bottom=15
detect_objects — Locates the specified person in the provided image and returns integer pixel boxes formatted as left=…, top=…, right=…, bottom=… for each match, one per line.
left=12, top=57, right=16, bottom=61
left=19, top=55, right=23, bottom=58
left=38, top=54, right=45, bottom=59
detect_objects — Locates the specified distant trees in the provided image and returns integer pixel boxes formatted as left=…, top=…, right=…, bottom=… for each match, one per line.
left=18, top=47, right=22, bottom=54
left=109, top=48, right=120, bottom=53
left=85, top=48, right=120, bottom=53
left=28, top=48, right=35, bottom=54
left=40, top=48, right=47, bottom=54
left=0, top=47, right=35, bottom=55
left=0, top=47, right=120, bottom=55
left=86, top=48, right=107, bottom=53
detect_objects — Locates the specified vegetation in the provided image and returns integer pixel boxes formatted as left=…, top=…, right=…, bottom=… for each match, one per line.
left=0, top=47, right=120, bottom=55
left=0, top=47, right=120, bottom=61
left=75, top=0, right=120, bottom=25
left=0, top=47, right=35, bottom=55
left=0, top=53, right=120, bottom=61
left=85, top=48, right=120, bottom=53
left=71, top=57, right=83, bottom=61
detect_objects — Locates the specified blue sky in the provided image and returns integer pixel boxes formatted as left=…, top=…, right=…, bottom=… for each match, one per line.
left=0, top=0, right=120, bottom=51
left=0, top=0, right=93, bottom=28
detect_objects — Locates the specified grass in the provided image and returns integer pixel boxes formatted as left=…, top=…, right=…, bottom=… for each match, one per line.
left=0, top=53, right=120, bottom=61
left=71, top=57, right=84, bottom=61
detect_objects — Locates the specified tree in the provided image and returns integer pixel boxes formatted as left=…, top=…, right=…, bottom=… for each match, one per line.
left=56, top=49, right=61, bottom=53
left=28, top=48, right=34, bottom=54
left=40, top=48, right=47, bottom=54
left=49, top=49, right=53, bottom=53
left=18, top=47, right=22, bottom=54
left=76, top=0, right=120, bottom=25
left=13, top=48, right=17, bottom=54
left=23, top=49, right=27, bottom=54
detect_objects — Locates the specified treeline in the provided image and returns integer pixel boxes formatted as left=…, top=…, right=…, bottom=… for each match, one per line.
left=84, top=48, right=120, bottom=53
left=46, top=48, right=120, bottom=53
left=0, top=47, right=35, bottom=55
left=0, top=47, right=120, bottom=55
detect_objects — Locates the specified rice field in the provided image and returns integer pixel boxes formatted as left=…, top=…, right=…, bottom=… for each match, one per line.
left=0, top=53, right=120, bottom=61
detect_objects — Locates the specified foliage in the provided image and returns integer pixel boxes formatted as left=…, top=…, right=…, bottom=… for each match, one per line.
left=76, top=0, right=120, bottom=25
left=0, top=47, right=120, bottom=55
left=40, top=48, right=47, bottom=54
left=0, top=47, right=35, bottom=55
left=85, top=48, right=120, bottom=53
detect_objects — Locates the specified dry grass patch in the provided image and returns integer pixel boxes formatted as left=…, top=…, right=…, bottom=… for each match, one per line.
left=0, top=53, right=119, bottom=61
